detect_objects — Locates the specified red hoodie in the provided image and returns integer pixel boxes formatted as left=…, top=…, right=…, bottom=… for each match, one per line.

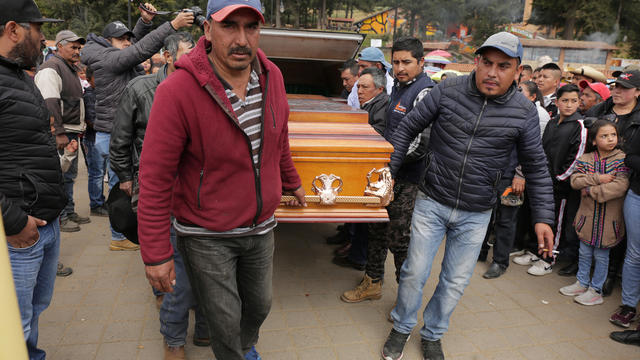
left=137, top=36, right=301, bottom=265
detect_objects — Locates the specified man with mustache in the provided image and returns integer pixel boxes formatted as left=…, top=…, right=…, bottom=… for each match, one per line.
left=381, top=32, right=555, bottom=360
left=35, top=30, right=89, bottom=235
left=0, top=1, right=66, bottom=358
left=137, top=0, right=306, bottom=359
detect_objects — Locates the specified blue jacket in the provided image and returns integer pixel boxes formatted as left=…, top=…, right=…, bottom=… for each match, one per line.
left=389, top=72, right=555, bottom=225
left=384, top=72, right=435, bottom=184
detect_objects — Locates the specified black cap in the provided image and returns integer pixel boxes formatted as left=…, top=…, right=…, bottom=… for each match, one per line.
left=612, top=64, right=640, bottom=78
left=106, top=185, right=138, bottom=244
left=613, top=70, right=640, bottom=89
left=102, top=21, right=135, bottom=39
left=0, top=0, right=63, bottom=24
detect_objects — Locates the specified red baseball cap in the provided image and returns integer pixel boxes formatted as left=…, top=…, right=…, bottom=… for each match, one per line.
left=579, top=80, right=610, bottom=100
left=207, top=0, right=265, bottom=23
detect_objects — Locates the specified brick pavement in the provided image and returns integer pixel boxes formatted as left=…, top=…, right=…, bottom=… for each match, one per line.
left=38, top=163, right=640, bottom=360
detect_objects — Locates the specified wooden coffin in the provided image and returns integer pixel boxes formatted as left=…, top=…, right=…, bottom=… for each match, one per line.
left=276, top=96, right=394, bottom=223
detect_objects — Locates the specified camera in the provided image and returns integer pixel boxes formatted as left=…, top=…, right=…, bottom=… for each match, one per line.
left=181, top=6, right=206, bottom=28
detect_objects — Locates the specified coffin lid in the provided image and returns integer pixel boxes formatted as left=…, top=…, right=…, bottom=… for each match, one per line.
left=259, top=28, right=365, bottom=63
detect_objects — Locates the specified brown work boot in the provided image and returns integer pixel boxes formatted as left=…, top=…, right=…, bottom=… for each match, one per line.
left=340, top=274, right=382, bottom=303
left=109, top=239, right=139, bottom=251
left=164, top=343, right=185, bottom=360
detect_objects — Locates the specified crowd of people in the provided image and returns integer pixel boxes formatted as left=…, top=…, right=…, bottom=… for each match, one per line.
left=331, top=33, right=640, bottom=359
left=1, top=0, right=640, bottom=360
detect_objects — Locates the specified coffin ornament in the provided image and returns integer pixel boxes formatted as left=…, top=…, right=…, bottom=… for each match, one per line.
left=364, top=167, right=394, bottom=207
left=311, top=174, right=343, bottom=205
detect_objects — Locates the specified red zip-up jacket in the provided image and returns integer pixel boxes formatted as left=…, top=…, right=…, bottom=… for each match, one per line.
left=137, top=36, right=301, bottom=265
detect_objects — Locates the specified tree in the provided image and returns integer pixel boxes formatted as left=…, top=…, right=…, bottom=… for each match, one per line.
left=37, top=0, right=207, bottom=39
left=528, top=0, right=617, bottom=40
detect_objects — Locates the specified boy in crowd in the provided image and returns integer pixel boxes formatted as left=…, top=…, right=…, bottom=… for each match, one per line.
left=520, top=84, right=586, bottom=276
left=536, top=62, right=562, bottom=117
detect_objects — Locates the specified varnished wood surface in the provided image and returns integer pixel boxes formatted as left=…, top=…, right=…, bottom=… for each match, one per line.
left=275, top=206, right=389, bottom=222
left=277, top=95, right=392, bottom=222
left=288, top=97, right=368, bottom=124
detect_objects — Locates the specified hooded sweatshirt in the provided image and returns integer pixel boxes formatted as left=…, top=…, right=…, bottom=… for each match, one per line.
left=137, top=37, right=301, bottom=265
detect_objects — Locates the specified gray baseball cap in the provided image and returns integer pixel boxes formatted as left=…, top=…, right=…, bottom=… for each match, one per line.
left=55, top=30, right=85, bottom=45
left=475, top=32, right=523, bottom=63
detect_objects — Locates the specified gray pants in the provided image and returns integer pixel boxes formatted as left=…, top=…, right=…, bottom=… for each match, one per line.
left=177, top=230, right=274, bottom=359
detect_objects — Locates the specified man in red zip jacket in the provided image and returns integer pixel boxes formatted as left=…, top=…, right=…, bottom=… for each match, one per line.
left=137, top=0, right=305, bottom=359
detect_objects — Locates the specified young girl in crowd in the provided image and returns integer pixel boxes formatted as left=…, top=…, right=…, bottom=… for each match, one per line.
left=559, top=120, right=629, bottom=305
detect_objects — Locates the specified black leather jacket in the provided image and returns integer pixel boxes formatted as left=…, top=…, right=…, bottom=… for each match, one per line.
left=110, top=65, right=167, bottom=182
left=389, top=72, right=555, bottom=225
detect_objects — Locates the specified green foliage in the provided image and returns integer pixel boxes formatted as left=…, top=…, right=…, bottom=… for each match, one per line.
left=529, top=0, right=616, bottom=39
left=36, top=0, right=207, bottom=39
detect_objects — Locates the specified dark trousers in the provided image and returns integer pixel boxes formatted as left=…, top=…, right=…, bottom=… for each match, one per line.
left=347, top=223, right=368, bottom=265
left=515, top=190, right=536, bottom=253
left=60, top=133, right=79, bottom=217
left=366, top=181, right=418, bottom=282
left=177, top=231, right=274, bottom=360
left=554, top=189, right=581, bottom=262
left=487, top=178, right=521, bottom=267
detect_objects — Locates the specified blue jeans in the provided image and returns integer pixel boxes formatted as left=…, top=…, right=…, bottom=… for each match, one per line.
left=160, top=226, right=208, bottom=346
left=81, top=136, right=105, bottom=209
left=61, top=133, right=79, bottom=217
left=178, top=231, right=274, bottom=360
left=94, top=131, right=125, bottom=240
left=577, top=242, right=609, bottom=292
left=392, top=192, right=492, bottom=340
left=622, top=189, right=640, bottom=307
left=9, top=219, right=60, bottom=360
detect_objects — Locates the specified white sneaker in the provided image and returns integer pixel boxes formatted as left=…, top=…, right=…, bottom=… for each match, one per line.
left=509, top=249, right=526, bottom=257
left=527, top=259, right=552, bottom=276
left=513, top=251, right=539, bottom=266
left=559, top=281, right=587, bottom=296
left=574, top=287, right=603, bottom=306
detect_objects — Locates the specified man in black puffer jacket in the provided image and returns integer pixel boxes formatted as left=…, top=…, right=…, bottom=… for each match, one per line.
left=81, top=3, right=193, bottom=250
left=381, top=32, right=555, bottom=360
left=0, top=2, right=65, bottom=358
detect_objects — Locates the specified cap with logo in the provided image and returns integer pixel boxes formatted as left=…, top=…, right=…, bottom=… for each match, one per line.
left=207, top=0, right=265, bottom=23
left=358, top=47, right=391, bottom=71
left=614, top=70, right=640, bottom=89
left=0, top=0, right=62, bottom=24
left=475, top=32, right=523, bottom=63
left=570, top=65, right=607, bottom=83
left=613, top=64, right=640, bottom=78
left=103, top=21, right=135, bottom=39
left=55, top=30, right=85, bottom=45
left=578, top=80, right=610, bottom=100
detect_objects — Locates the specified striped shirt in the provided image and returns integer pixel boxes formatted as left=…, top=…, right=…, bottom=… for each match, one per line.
left=220, top=69, right=263, bottom=165
left=176, top=61, right=275, bottom=238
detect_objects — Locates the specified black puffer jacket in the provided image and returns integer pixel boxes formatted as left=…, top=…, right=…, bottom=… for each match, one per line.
left=110, top=65, right=167, bottom=182
left=81, top=18, right=176, bottom=133
left=389, top=72, right=555, bottom=224
left=0, top=56, right=66, bottom=235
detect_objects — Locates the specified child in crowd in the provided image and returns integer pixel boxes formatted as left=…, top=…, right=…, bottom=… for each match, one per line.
left=518, top=84, right=587, bottom=276
left=559, top=120, right=629, bottom=305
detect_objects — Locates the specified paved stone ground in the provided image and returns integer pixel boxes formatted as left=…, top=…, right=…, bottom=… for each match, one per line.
left=38, top=160, right=640, bottom=360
